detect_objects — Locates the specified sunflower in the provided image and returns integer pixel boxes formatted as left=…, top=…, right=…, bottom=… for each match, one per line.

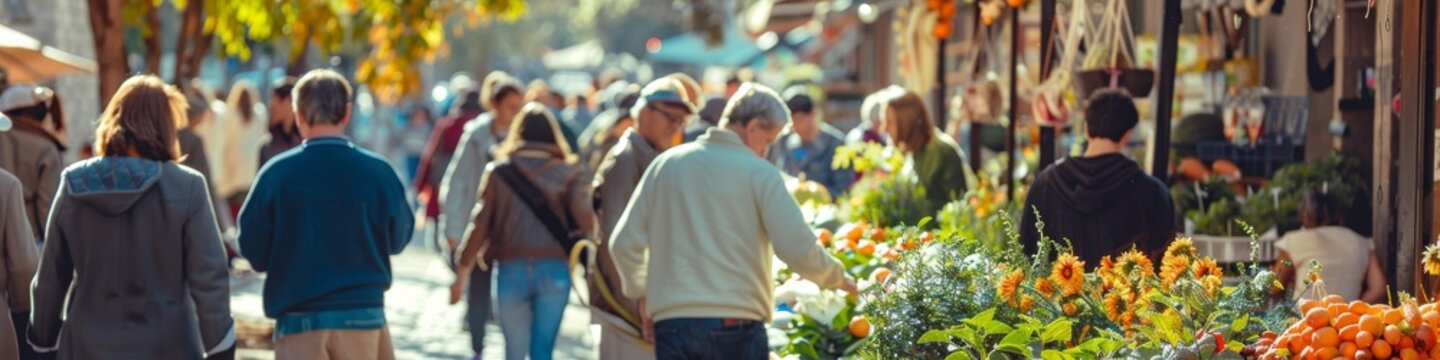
left=1019, top=295, right=1035, bottom=313
left=996, top=268, right=1024, bottom=305
left=1035, top=277, right=1056, bottom=299
left=1164, top=237, right=1197, bottom=262
left=1159, top=255, right=1190, bottom=289
left=1192, top=257, right=1223, bottom=279
left=1115, top=249, right=1156, bottom=280
left=1062, top=301, right=1079, bottom=317
left=1201, top=275, right=1223, bottom=297
left=1424, top=241, right=1440, bottom=276
left=1103, top=291, right=1126, bottom=324
left=1050, top=253, right=1086, bottom=297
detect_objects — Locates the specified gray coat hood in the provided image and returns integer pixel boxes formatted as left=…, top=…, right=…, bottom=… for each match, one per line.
left=63, top=157, right=162, bottom=216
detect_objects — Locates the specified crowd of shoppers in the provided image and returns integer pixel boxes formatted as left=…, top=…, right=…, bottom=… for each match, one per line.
left=0, top=57, right=1234, bottom=360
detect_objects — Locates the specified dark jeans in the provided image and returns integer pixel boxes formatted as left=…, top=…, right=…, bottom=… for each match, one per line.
left=655, top=318, right=767, bottom=360
left=467, top=267, right=493, bottom=355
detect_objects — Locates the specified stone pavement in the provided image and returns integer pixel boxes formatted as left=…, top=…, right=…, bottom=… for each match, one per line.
left=235, top=242, right=599, bottom=360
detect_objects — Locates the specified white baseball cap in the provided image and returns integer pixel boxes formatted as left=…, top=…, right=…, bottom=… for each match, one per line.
left=0, top=85, right=55, bottom=113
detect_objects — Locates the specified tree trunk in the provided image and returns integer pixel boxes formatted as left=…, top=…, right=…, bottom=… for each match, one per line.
left=144, top=2, right=161, bottom=76
left=88, top=0, right=128, bottom=106
left=174, top=0, right=209, bottom=87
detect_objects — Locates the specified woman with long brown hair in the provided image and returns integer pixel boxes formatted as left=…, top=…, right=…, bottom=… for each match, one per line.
left=28, top=75, right=234, bottom=360
left=879, top=86, right=969, bottom=212
left=450, top=102, right=594, bottom=360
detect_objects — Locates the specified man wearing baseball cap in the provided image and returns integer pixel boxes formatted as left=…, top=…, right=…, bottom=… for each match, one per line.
left=0, top=85, right=65, bottom=243
left=589, top=77, right=695, bottom=359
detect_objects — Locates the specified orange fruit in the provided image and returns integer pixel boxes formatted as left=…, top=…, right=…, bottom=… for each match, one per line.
left=871, top=268, right=893, bottom=282
left=856, top=240, right=877, bottom=257
left=1337, top=313, right=1362, bottom=328
left=1375, top=339, right=1394, bottom=359
left=1387, top=309, right=1407, bottom=325
left=1358, top=349, right=1374, bottom=360
left=849, top=316, right=871, bottom=338
left=1400, top=336, right=1415, bottom=349
left=1315, top=346, right=1340, bottom=360
left=1314, top=327, right=1341, bottom=348
left=1403, top=348, right=1421, bottom=360
left=1362, top=315, right=1386, bottom=335
left=1277, top=334, right=1294, bottom=350
left=1331, top=303, right=1352, bottom=318
left=1342, top=342, right=1360, bottom=358
left=1309, top=308, right=1336, bottom=328
left=1301, top=299, right=1325, bottom=314
left=1341, top=324, right=1361, bottom=341
left=1358, top=331, right=1377, bottom=348
left=1326, top=295, right=1347, bottom=305
left=815, top=228, right=834, bottom=246
left=1385, top=325, right=1404, bottom=345
left=1353, top=301, right=1374, bottom=316
left=868, top=228, right=886, bottom=242
left=1417, top=325, right=1437, bottom=348
left=1423, top=311, right=1440, bottom=329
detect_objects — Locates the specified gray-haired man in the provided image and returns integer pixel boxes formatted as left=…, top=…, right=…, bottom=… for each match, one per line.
left=609, top=83, right=857, bottom=360
left=239, top=69, right=413, bottom=359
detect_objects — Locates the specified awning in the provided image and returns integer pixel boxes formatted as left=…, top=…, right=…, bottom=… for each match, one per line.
left=542, top=40, right=605, bottom=70
left=0, top=24, right=96, bottom=82
left=648, top=27, right=766, bottom=67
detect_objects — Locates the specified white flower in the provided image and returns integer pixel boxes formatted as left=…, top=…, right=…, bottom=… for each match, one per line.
left=775, top=279, right=821, bottom=307
left=795, top=290, right=849, bottom=328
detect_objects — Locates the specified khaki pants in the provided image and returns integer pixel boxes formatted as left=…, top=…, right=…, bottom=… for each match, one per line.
left=275, top=327, right=395, bottom=360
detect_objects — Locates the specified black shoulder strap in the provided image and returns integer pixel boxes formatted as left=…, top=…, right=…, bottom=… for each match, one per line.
left=493, top=162, right=580, bottom=251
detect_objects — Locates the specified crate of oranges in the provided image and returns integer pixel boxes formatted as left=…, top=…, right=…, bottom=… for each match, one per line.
left=1248, top=295, right=1440, bottom=359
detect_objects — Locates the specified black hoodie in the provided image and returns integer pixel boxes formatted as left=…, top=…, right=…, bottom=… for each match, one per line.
left=1019, top=154, right=1176, bottom=266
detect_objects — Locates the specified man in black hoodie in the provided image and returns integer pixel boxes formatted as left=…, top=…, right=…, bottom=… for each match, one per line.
left=1019, top=90, right=1176, bottom=266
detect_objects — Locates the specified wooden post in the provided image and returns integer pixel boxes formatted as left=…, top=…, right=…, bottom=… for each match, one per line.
left=1395, top=0, right=1435, bottom=293
left=1038, top=0, right=1057, bottom=168
left=937, top=39, right=948, bottom=129
left=1151, top=0, right=1182, bottom=183
left=1374, top=0, right=1398, bottom=287
left=1006, top=5, right=1020, bottom=199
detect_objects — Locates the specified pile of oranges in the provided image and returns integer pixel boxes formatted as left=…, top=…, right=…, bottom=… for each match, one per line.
left=1249, top=295, right=1440, bottom=359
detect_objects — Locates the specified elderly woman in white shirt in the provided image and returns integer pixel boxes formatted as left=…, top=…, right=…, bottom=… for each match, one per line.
left=1273, top=189, right=1387, bottom=302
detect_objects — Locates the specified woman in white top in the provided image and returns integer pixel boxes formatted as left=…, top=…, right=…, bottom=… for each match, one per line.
left=213, top=81, right=269, bottom=206
left=1273, top=189, right=1387, bottom=302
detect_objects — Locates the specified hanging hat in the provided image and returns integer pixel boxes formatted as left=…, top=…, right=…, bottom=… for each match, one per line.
left=0, top=85, right=55, bottom=112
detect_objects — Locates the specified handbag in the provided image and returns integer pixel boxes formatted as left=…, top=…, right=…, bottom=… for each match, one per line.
left=492, top=162, right=589, bottom=266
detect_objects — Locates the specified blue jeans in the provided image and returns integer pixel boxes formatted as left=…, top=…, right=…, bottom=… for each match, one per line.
left=495, top=259, right=571, bottom=360
left=466, top=265, right=491, bottom=354
left=654, top=318, right=768, bottom=360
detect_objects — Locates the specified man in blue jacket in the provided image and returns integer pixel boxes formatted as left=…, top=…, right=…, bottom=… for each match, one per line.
left=239, top=69, right=414, bottom=359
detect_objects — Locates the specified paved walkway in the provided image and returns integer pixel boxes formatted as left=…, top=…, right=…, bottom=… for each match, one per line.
left=235, top=242, right=599, bottom=360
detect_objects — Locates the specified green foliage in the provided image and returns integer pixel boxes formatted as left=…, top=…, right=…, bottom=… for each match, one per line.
left=857, top=240, right=999, bottom=359
left=835, top=144, right=933, bottom=228
left=915, top=309, right=1125, bottom=360
left=1177, top=152, right=1369, bottom=236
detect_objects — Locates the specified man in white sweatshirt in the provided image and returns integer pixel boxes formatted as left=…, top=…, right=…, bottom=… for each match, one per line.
left=609, top=83, right=857, bottom=360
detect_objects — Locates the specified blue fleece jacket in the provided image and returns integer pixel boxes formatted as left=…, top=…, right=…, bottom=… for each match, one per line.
left=238, top=136, right=414, bottom=318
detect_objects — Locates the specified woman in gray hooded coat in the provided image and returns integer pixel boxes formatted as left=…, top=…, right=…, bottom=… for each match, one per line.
left=28, top=75, right=234, bottom=360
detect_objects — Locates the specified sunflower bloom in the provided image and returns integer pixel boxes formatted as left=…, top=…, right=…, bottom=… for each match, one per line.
left=1424, top=241, right=1440, bottom=276
left=1050, top=253, right=1086, bottom=297
left=1192, top=257, right=1223, bottom=279
left=996, top=268, right=1024, bottom=305
left=1201, top=275, right=1223, bottom=297
left=1035, top=277, right=1056, bottom=299
left=1062, top=301, right=1079, bottom=317
left=1116, top=249, right=1156, bottom=280
left=1164, top=237, right=1197, bottom=262
left=1019, top=295, right=1035, bottom=313
left=1159, top=255, right=1189, bottom=289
